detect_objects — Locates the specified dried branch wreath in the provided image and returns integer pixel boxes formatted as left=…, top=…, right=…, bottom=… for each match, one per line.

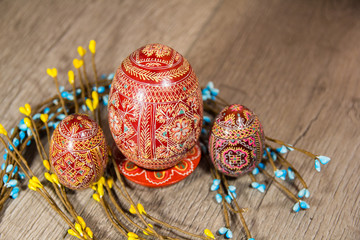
left=0, top=41, right=330, bottom=240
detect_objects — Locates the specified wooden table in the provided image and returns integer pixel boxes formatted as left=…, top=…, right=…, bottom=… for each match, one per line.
left=0, top=0, right=359, bottom=239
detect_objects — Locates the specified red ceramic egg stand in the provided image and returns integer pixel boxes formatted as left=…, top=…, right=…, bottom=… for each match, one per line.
left=113, top=144, right=201, bottom=187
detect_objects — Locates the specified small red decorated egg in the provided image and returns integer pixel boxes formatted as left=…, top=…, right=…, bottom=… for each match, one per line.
left=49, top=114, right=108, bottom=190
left=209, top=104, right=265, bottom=177
left=108, top=43, right=203, bottom=170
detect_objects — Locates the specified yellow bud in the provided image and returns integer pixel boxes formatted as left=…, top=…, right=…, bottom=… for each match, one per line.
left=44, top=172, right=53, bottom=182
left=0, top=124, right=7, bottom=136
left=51, top=173, right=60, bottom=186
left=97, top=183, right=104, bottom=197
left=28, top=180, right=41, bottom=189
left=77, top=46, right=86, bottom=57
left=89, top=40, right=96, bottom=54
left=19, top=104, right=31, bottom=116
left=143, top=224, right=154, bottom=235
left=24, top=118, right=31, bottom=128
left=129, top=205, right=136, bottom=214
left=30, top=177, right=43, bottom=188
left=68, top=229, right=81, bottom=239
left=75, top=223, right=84, bottom=236
left=92, top=193, right=100, bottom=202
left=28, top=182, right=37, bottom=191
left=85, top=99, right=94, bottom=112
left=46, top=68, right=58, bottom=78
left=137, top=203, right=146, bottom=215
left=90, top=183, right=97, bottom=191
left=99, top=176, right=105, bottom=185
left=106, top=178, right=114, bottom=189
left=127, top=232, right=138, bottom=238
left=204, top=229, right=215, bottom=239
left=77, top=216, right=86, bottom=229
left=40, top=114, right=49, bottom=123
left=92, top=91, right=99, bottom=110
left=25, top=103, right=31, bottom=115
left=43, top=160, right=50, bottom=171
left=85, top=227, right=93, bottom=239
left=68, top=70, right=75, bottom=84
left=73, top=59, right=84, bottom=69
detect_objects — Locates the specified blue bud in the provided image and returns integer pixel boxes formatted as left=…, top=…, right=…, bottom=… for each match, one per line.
left=1, top=163, right=5, bottom=170
left=3, top=153, right=7, bottom=160
left=13, top=138, right=19, bottom=147
left=56, top=114, right=66, bottom=120
left=225, top=195, right=232, bottom=204
left=252, top=167, right=259, bottom=175
left=315, top=159, right=321, bottom=172
left=11, top=192, right=19, bottom=199
left=19, top=131, right=26, bottom=140
left=100, top=74, right=107, bottom=79
left=33, top=113, right=41, bottom=120
left=257, top=184, right=266, bottom=193
left=82, top=104, right=87, bottom=112
left=228, top=185, right=236, bottom=193
left=107, top=73, right=114, bottom=80
left=219, top=227, right=228, bottom=235
left=43, top=107, right=50, bottom=114
left=203, top=116, right=211, bottom=123
left=103, top=95, right=109, bottom=106
left=18, top=172, right=26, bottom=179
left=293, top=202, right=300, bottom=212
left=5, top=164, right=13, bottom=173
left=288, top=167, right=295, bottom=180
left=7, top=179, right=18, bottom=188
left=298, top=188, right=306, bottom=198
left=61, top=91, right=68, bottom=98
left=98, top=86, right=105, bottom=93
left=213, top=179, right=221, bottom=185
left=215, top=193, right=222, bottom=203
left=11, top=187, right=19, bottom=195
left=12, top=166, right=18, bottom=177
left=3, top=174, right=9, bottom=183
left=251, top=182, right=260, bottom=189
left=317, top=155, right=331, bottom=165
left=26, top=139, right=31, bottom=146
left=59, top=86, right=65, bottom=93
left=76, top=89, right=81, bottom=95
left=258, top=162, right=265, bottom=169
left=300, top=201, right=310, bottom=209
left=225, top=229, right=233, bottom=239
left=48, top=113, right=55, bottom=120
left=66, top=94, right=74, bottom=101
left=210, top=184, right=219, bottom=191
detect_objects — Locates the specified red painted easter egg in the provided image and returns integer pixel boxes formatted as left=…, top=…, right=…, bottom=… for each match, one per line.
left=209, top=104, right=265, bottom=177
left=49, top=114, right=108, bottom=190
left=108, top=43, right=203, bottom=170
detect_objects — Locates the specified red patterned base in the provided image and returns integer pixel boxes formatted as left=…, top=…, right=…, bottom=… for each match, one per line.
left=114, top=144, right=201, bottom=187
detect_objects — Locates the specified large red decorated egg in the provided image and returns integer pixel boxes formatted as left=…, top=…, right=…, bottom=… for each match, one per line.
left=108, top=43, right=203, bottom=170
left=209, top=104, right=265, bottom=177
left=49, top=114, right=108, bottom=190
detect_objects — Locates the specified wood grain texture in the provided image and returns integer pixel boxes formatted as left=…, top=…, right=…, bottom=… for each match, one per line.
left=0, top=0, right=359, bottom=239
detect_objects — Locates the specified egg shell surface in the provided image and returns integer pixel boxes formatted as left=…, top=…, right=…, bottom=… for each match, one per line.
left=209, top=104, right=265, bottom=177
left=49, top=114, right=108, bottom=189
left=108, top=43, right=203, bottom=170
